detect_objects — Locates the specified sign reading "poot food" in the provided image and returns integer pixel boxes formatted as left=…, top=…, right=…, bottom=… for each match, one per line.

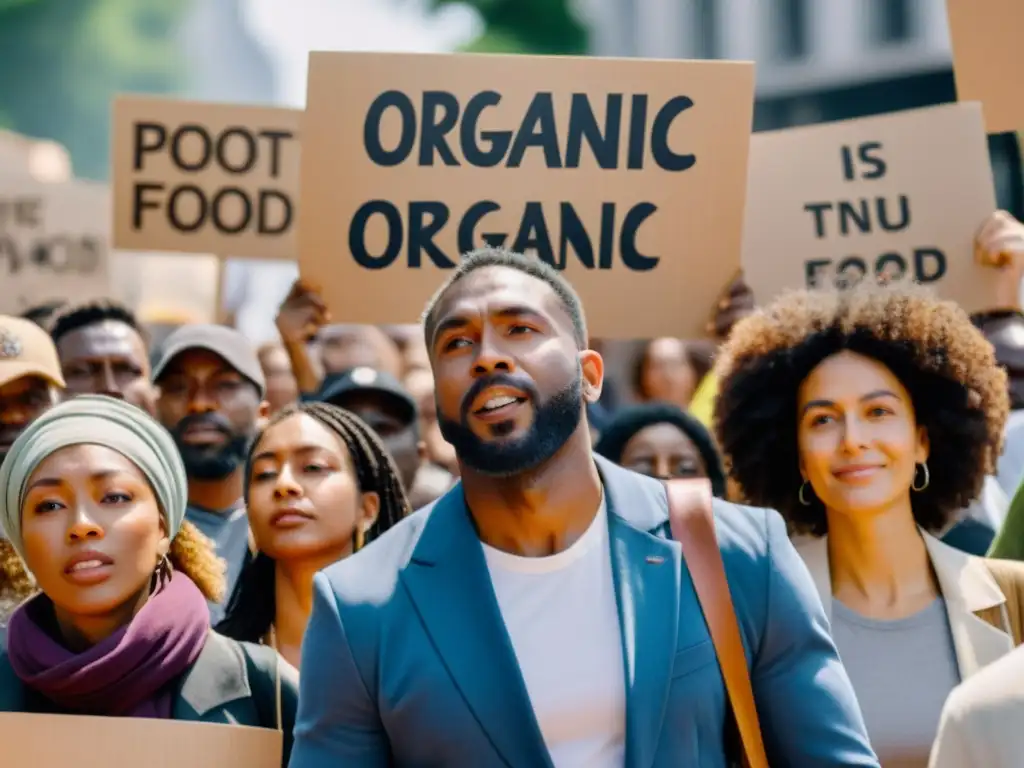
left=112, top=96, right=300, bottom=260
left=298, top=51, right=756, bottom=338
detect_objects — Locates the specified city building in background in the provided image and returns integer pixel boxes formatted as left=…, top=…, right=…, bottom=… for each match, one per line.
left=577, top=0, right=1022, bottom=216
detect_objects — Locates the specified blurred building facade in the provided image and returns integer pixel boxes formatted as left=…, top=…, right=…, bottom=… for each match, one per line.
left=577, top=0, right=1023, bottom=216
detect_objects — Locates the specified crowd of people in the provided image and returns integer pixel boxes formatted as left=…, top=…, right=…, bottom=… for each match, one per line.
left=4, top=210, right=1024, bottom=766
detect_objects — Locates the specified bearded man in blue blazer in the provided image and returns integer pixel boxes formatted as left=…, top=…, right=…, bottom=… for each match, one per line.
left=289, top=248, right=878, bottom=768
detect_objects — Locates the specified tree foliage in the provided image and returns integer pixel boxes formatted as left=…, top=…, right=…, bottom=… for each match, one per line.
left=427, top=0, right=588, bottom=55
left=0, top=0, right=185, bottom=180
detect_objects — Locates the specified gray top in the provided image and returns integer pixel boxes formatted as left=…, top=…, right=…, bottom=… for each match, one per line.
left=832, top=597, right=960, bottom=768
left=186, top=503, right=250, bottom=624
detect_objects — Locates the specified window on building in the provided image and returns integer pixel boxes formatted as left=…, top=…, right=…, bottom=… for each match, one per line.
left=695, top=0, right=717, bottom=59
left=872, top=0, right=913, bottom=44
left=775, top=0, right=808, bottom=61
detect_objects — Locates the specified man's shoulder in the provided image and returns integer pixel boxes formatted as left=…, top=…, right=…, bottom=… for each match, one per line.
left=317, top=501, right=436, bottom=605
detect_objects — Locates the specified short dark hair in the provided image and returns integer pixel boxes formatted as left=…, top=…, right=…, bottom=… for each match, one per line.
left=49, top=299, right=145, bottom=345
left=20, top=300, right=67, bottom=328
left=714, top=283, right=1008, bottom=537
left=421, top=247, right=588, bottom=349
left=594, top=402, right=727, bottom=498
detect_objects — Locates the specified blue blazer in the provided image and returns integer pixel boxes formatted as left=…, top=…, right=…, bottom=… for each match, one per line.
left=290, top=457, right=878, bottom=767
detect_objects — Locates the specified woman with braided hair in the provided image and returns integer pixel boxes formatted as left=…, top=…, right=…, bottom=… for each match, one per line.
left=217, top=401, right=410, bottom=667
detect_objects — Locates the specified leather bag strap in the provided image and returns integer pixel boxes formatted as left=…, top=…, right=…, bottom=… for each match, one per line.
left=665, top=478, right=769, bottom=768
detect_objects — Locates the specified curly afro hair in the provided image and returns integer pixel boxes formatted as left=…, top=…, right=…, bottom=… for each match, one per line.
left=713, top=283, right=1009, bottom=537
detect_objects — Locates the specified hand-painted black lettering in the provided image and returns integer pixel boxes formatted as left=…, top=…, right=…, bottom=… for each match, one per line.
left=364, top=91, right=416, bottom=167
left=874, top=252, right=907, bottom=283
left=419, top=92, right=460, bottom=167
left=458, top=200, right=501, bottom=252
left=259, top=130, right=293, bottom=177
left=133, top=122, right=167, bottom=171
left=409, top=201, right=455, bottom=267
left=506, top=93, right=561, bottom=169
left=132, top=182, right=164, bottom=230
left=876, top=195, right=910, bottom=232
left=650, top=96, right=695, bottom=172
left=620, top=202, right=659, bottom=270
left=210, top=188, right=252, bottom=234
left=166, top=185, right=208, bottom=232
left=460, top=92, right=508, bottom=168
left=558, top=203, right=592, bottom=268
left=511, top=202, right=554, bottom=259
left=804, top=202, right=832, bottom=238
left=565, top=94, right=622, bottom=170
left=349, top=200, right=403, bottom=268
left=257, top=190, right=292, bottom=235
left=805, top=259, right=832, bottom=288
left=836, top=256, right=868, bottom=289
left=170, top=125, right=213, bottom=172
left=215, top=128, right=258, bottom=174
left=858, top=142, right=886, bottom=179
left=0, top=236, right=20, bottom=274
left=840, top=145, right=855, bottom=181
left=838, top=200, right=871, bottom=235
left=914, top=247, right=946, bottom=282
left=627, top=95, right=648, bottom=170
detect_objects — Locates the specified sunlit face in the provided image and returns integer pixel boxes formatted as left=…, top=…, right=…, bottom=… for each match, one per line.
left=429, top=266, right=602, bottom=477
left=247, top=413, right=379, bottom=561
left=619, top=422, right=706, bottom=480
left=0, top=375, right=58, bottom=464
left=20, top=444, right=169, bottom=625
left=641, top=338, right=697, bottom=407
left=797, top=350, right=928, bottom=520
left=56, top=320, right=151, bottom=405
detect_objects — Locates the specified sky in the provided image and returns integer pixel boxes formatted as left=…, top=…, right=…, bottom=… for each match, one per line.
left=247, top=0, right=481, bottom=107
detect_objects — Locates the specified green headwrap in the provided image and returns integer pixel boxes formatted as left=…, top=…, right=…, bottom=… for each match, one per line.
left=0, top=395, right=188, bottom=563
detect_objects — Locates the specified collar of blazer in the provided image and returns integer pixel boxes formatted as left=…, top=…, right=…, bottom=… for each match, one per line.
left=794, top=530, right=1013, bottom=680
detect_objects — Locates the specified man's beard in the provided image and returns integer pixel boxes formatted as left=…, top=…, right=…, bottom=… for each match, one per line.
left=170, top=413, right=252, bottom=481
left=438, top=372, right=584, bottom=478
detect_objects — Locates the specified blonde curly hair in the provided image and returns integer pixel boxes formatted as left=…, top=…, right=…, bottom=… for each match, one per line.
left=714, top=282, right=1009, bottom=536
left=169, top=520, right=226, bottom=604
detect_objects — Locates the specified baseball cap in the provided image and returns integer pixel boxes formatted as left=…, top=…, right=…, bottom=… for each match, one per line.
left=317, top=366, right=417, bottom=425
left=0, top=315, right=65, bottom=389
left=151, top=324, right=266, bottom=397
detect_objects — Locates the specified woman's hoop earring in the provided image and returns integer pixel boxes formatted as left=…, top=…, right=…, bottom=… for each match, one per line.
left=912, top=462, right=930, bottom=492
left=798, top=481, right=812, bottom=506
left=354, top=525, right=365, bottom=552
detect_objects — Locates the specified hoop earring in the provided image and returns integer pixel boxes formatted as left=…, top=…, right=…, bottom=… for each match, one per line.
left=798, top=481, right=812, bottom=506
left=151, top=553, right=173, bottom=590
left=354, top=525, right=365, bottom=552
left=912, top=462, right=930, bottom=492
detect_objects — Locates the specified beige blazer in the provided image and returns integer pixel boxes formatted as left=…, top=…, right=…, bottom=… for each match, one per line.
left=794, top=531, right=1015, bottom=680
left=928, top=643, right=1024, bottom=767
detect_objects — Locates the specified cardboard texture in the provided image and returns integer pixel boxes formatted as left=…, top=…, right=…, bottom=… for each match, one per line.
left=110, top=251, right=221, bottom=325
left=298, top=51, right=755, bottom=338
left=741, top=102, right=999, bottom=313
left=947, top=0, right=1023, bottom=133
left=0, top=177, right=112, bottom=314
left=0, top=712, right=282, bottom=767
left=112, top=96, right=300, bottom=260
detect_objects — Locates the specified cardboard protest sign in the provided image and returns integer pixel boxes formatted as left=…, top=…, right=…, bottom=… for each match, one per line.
left=947, top=0, right=1023, bottom=133
left=0, top=177, right=112, bottom=314
left=112, top=96, right=300, bottom=260
left=0, top=712, right=281, bottom=767
left=298, top=51, right=755, bottom=338
left=741, top=103, right=999, bottom=313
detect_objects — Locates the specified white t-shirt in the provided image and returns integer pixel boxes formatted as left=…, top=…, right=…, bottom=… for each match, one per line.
left=482, top=501, right=626, bottom=768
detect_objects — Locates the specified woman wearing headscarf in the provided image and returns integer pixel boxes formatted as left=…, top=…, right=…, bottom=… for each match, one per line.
left=217, top=402, right=410, bottom=668
left=714, top=283, right=1024, bottom=767
left=0, top=396, right=298, bottom=766
left=593, top=402, right=727, bottom=497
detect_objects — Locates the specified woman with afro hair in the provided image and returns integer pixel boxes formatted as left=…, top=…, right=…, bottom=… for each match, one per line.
left=714, top=282, right=1024, bottom=767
